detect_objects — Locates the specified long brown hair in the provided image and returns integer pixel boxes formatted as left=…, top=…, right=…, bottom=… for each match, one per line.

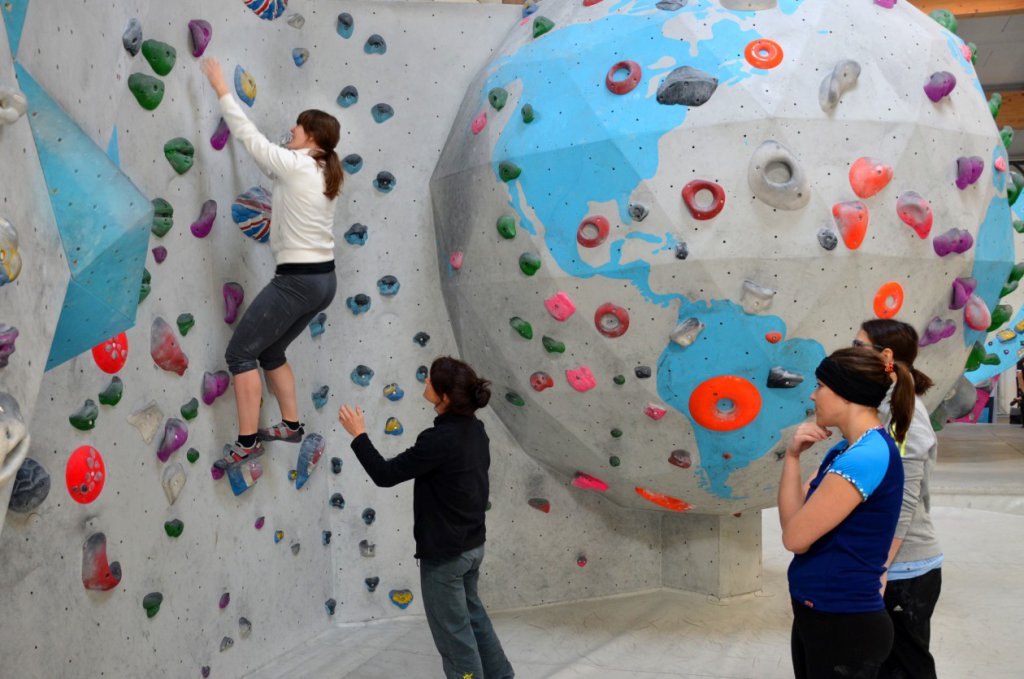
left=429, top=356, right=491, bottom=416
left=829, top=346, right=916, bottom=443
left=861, top=319, right=934, bottom=395
left=296, top=109, right=343, bottom=200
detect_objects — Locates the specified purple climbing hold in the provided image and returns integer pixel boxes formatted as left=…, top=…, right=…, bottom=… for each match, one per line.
left=874, top=0, right=896, bottom=7
left=0, top=323, right=18, bottom=368
left=223, top=283, right=244, bottom=324
left=955, top=156, right=984, bottom=189
left=919, top=317, right=956, bottom=347
left=152, top=246, right=167, bottom=264
left=211, top=118, right=231, bottom=150
left=202, top=370, right=230, bottom=405
left=950, top=277, right=977, bottom=310
left=232, top=186, right=272, bottom=242
left=924, top=71, right=956, bottom=102
left=191, top=200, right=217, bottom=238
left=219, top=592, right=230, bottom=609
left=933, top=228, right=974, bottom=257
left=156, top=418, right=188, bottom=463
left=188, top=20, right=212, bottom=57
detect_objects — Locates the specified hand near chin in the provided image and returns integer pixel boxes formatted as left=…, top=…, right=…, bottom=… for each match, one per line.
left=787, top=422, right=831, bottom=458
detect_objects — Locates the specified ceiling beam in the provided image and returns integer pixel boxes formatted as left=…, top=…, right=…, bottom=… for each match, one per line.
left=908, top=1, right=1024, bottom=17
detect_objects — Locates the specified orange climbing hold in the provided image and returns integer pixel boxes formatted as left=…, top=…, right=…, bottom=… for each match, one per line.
left=634, top=486, right=692, bottom=512
left=873, top=281, right=904, bottom=319
left=744, top=39, right=783, bottom=69
left=832, top=201, right=869, bottom=250
left=688, top=375, right=762, bottom=431
left=606, top=61, right=642, bottom=95
left=848, top=157, right=893, bottom=199
left=681, top=180, right=726, bottom=220
left=765, top=331, right=782, bottom=343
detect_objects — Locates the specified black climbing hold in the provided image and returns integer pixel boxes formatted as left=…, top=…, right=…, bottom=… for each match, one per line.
left=365, top=576, right=380, bottom=592
left=817, top=228, right=838, bottom=251
left=634, top=366, right=652, bottom=379
left=413, top=332, right=430, bottom=347
left=330, top=493, right=345, bottom=509
left=362, top=508, right=376, bottom=525
left=330, top=457, right=343, bottom=474
left=359, top=539, right=375, bottom=557
left=325, top=598, right=337, bottom=615
left=657, top=66, right=718, bottom=106
left=322, top=531, right=332, bottom=546
left=674, top=242, right=689, bottom=260
left=767, top=367, right=804, bottom=388
left=8, top=458, right=50, bottom=513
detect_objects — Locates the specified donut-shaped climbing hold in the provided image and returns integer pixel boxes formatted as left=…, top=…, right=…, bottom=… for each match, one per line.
left=747, top=140, right=810, bottom=211
left=873, top=281, right=904, bottom=319
left=682, top=180, right=726, bottom=220
left=688, top=375, right=762, bottom=432
left=634, top=486, right=692, bottom=512
left=595, top=303, right=630, bottom=338
left=745, top=39, right=783, bottom=69
left=577, top=216, right=610, bottom=247
left=606, top=61, right=642, bottom=95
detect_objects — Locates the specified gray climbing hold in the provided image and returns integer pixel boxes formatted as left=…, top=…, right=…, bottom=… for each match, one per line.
left=817, top=228, right=838, bottom=251
left=161, top=462, right=186, bottom=505
left=819, top=60, right=861, bottom=113
left=628, top=203, right=649, bottom=221
left=748, top=140, right=810, bottom=210
left=359, top=539, right=375, bottom=557
left=220, top=637, right=234, bottom=652
left=8, top=458, right=50, bottom=513
left=286, top=13, right=305, bottom=29
left=127, top=401, right=164, bottom=444
left=740, top=280, right=776, bottom=314
left=721, top=0, right=777, bottom=9
left=674, top=242, right=689, bottom=260
left=122, top=19, right=142, bottom=56
left=767, top=367, right=804, bottom=388
left=656, top=66, right=718, bottom=107
left=670, top=317, right=704, bottom=347
left=656, top=0, right=687, bottom=9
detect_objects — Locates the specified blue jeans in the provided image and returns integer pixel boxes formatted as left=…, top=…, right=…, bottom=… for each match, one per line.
left=419, top=545, right=514, bottom=679
left=225, top=270, right=336, bottom=374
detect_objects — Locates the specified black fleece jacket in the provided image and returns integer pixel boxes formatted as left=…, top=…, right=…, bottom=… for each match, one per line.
left=350, top=412, right=489, bottom=560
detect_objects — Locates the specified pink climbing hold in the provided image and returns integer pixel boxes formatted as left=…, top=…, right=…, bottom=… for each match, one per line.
left=151, top=317, right=189, bottom=375
left=188, top=19, right=212, bottom=58
left=211, top=118, right=231, bottom=150
left=191, top=199, right=217, bottom=238
left=950, top=277, right=977, bottom=310
left=955, top=156, right=984, bottom=189
left=152, top=246, right=167, bottom=264
left=544, top=292, right=576, bottom=321
left=571, top=472, right=609, bottom=492
left=643, top=403, right=668, bottom=420
left=223, top=282, right=244, bottom=324
left=874, top=0, right=896, bottom=7
left=896, top=191, right=932, bottom=239
left=156, top=418, right=189, bottom=463
left=848, top=157, right=892, bottom=199
left=202, top=370, right=230, bottom=405
left=471, top=110, right=487, bottom=135
left=933, top=228, right=973, bottom=257
left=565, top=366, right=597, bottom=392
left=995, top=156, right=1007, bottom=172
left=918, top=317, right=956, bottom=347
left=449, top=249, right=464, bottom=270
left=964, top=294, right=991, bottom=331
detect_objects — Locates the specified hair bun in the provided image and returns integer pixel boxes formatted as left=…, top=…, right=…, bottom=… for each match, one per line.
left=474, top=379, right=492, bottom=408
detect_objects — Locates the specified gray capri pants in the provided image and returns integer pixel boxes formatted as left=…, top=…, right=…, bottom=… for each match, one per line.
left=225, top=269, right=337, bottom=375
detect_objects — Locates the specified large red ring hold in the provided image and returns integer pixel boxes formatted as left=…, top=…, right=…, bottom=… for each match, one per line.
left=595, top=303, right=630, bottom=338
left=682, top=180, right=726, bottom=220
left=577, top=215, right=610, bottom=247
left=745, top=39, right=783, bottom=69
left=606, top=61, right=642, bottom=95
left=688, top=375, right=762, bottom=432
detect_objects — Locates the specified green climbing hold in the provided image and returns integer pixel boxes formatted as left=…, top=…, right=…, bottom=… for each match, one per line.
left=1000, top=263, right=1024, bottom=298
left=519, top=252, right=541, bottom=276
left=69, top=399, right=99, bottom=431
left=982, top=351, right=1000, bottom=366
left=496, top=215, right=516, bottom=239
left=965, top=341, right=987, bottom=372
left=542, top=336, right=565, bottom=354
left=164, top=519, right=184, bottom=538
left=987, top=304, right=1013, bottom=332
left=485, top=501, right=492, bottom=511
left=533, top=16, right=555, bottom=39
left=1002, top=126, right=1015, bottom=152
left=143, top=592, right=163, bottom=618
left=128, top=73, right=165, bottom=110
left=488, top=87, right=509, bottom=111
left=505, top=391, right=525, bottom=407
left=186, top=448, right=199, bottom=464
left=989, top=92, right=1002, bottom=119
left=499, top=161, right=521, bottom=182
left=613, top=374, right=626, bottom=385
left=610, top=428, right=622, bottom=439
left=177, top=313, right=195, bottom=336
left=151, top=198, right=173, bottom=237
left=180, top=398, right=199, bottom=421
left=164, top=138, right=195, bottom=174
left=510, top=316, right=533, bottom=339
left=1013, top=219, right=1024, bottom=235
left=521, top=104, right=535, bottom=124
left=1008, top=169, right=1023, bottom=208
left=142, top=40, right=176, bottom=76
left=929, top=9, right=956, bottom=34
left=967, top=42, right=977, bottom=64
left=139, top=268, right=152, bottom=303
left=609, top=455, right=621, bottom=467
left=98, top=377, right=124, bottom=406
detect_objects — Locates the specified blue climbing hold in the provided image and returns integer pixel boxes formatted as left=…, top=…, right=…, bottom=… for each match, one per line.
left=371, top=103, right=394, bottom=123
left=364, top=34, right=387, bottom=55
left=383, top=383, right=404, bottom=402
left=342, top=154, right=363, bottom=174
left=373, top=171, right=396, bottom=193
left=308, top=312, right=326, bottom=337
left=311, top=385, right=329, bottom=410
left=416, top=365, right=428, bottom=383
left=292, top=48, right=309, bottom=67
left=344, top=223, right=367, bottom=246
left=346, top=294, right=371, bottom=315
left=377, top=275, right=399, bottom=296
left=351, top=365, right=374, bottom=387
left=337, top=13, right=354, bottom=38
left=337, top=86, right=358, bottom=108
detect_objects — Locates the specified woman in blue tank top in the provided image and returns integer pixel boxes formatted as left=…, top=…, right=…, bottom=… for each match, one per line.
left=778, top=347, right=916, bottom=678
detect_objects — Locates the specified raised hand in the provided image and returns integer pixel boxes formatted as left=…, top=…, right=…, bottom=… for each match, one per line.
left=200, top=57, right=229, bottom=97
left=338, top=404, right=366, bottom=438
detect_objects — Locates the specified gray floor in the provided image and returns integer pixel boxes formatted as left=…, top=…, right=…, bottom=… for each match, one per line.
left=246, top=423, right=1024, bottom=679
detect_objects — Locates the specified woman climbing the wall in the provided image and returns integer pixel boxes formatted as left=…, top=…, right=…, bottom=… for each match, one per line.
left=856, top=320, right=942, bottom=679
left=779, top=346, right=914, bottom=679
left=337, top=356, right=515, bottom=679
left=200, top=57, right=341, bottom=467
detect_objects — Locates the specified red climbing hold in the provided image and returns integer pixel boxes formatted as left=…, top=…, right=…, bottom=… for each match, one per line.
left=92, top=332, right=129, bottom=374
left=66, top=445, right=106, bottom=504
left=572, top=472, right=609, bottom=492
left=681, top=180, right=726, bottom=220
left=744, top=39, right=783, bottom=69
left=765, top=331, right=782, bottom=343
left=848, top=157, right=893, bottom=199
left=82, top=532, right=122, bottom=591
left=606, top=61, right=642, bottom=95
left=528, top=498, right=551, bottom=513
left=151, top=317, right=189, bottom=375
left=634, top=486, right=692, bottom=512
left=584, top=0, right=605, bottom=6
left=577, top=215, right=610, bottom=248
left=530, top=372, right=555, bottom=391
left=832, top=201, right=869, bottom=250
left=594, top=303, right=629, bottom=338
left=688, top=376, right=762, bottom=432
left=873, top=281, right=904, bottom=319
left=643, top=403, right=668, bottom=420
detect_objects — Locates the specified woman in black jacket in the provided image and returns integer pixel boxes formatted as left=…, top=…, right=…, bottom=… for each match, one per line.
left=338, top=356, right=514, bottom=679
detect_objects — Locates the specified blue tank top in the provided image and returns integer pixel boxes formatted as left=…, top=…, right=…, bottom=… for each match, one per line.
left=787, top=428, right=903, bottom=613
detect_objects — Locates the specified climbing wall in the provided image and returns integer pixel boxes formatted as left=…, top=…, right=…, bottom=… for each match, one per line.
left=0, top=2, right=671, bottom=678
left=431, top=0, right=1019, bottom=514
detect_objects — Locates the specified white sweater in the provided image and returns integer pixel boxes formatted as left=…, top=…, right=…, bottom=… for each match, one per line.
left=218, top=94, right=336, bottom=265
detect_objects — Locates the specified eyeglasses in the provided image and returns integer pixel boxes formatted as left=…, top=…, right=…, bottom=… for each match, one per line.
left=852, top=339, right=885, bottom=351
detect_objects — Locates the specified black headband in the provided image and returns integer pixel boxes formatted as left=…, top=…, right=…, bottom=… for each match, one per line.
left=815, top=357, right=889, bottom=408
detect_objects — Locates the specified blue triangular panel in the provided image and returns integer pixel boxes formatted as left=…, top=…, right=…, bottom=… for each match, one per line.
left=106, top=126, right=120, bottom=167
left=2, top=0, right=29, bottom=61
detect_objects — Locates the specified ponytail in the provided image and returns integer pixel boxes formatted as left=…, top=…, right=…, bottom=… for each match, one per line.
left=909, top=367, right=934, bottom=396
left=313, top=149, right=344, bottom=200
left=889, top=360, right=916, bottom=443
left=296, top=109, right=343, bottom=200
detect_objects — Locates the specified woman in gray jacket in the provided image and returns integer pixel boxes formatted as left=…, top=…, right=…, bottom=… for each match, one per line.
left=855, top=320, right=942, bottom=679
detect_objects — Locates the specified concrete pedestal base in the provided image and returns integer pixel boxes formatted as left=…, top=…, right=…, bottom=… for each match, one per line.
left=661, top=510, right=763, bottom=599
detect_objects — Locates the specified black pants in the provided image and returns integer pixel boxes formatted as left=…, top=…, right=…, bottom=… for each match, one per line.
left=878, top=568, right=941, bottom=679
left=791, top=599, right=893, bottom=679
